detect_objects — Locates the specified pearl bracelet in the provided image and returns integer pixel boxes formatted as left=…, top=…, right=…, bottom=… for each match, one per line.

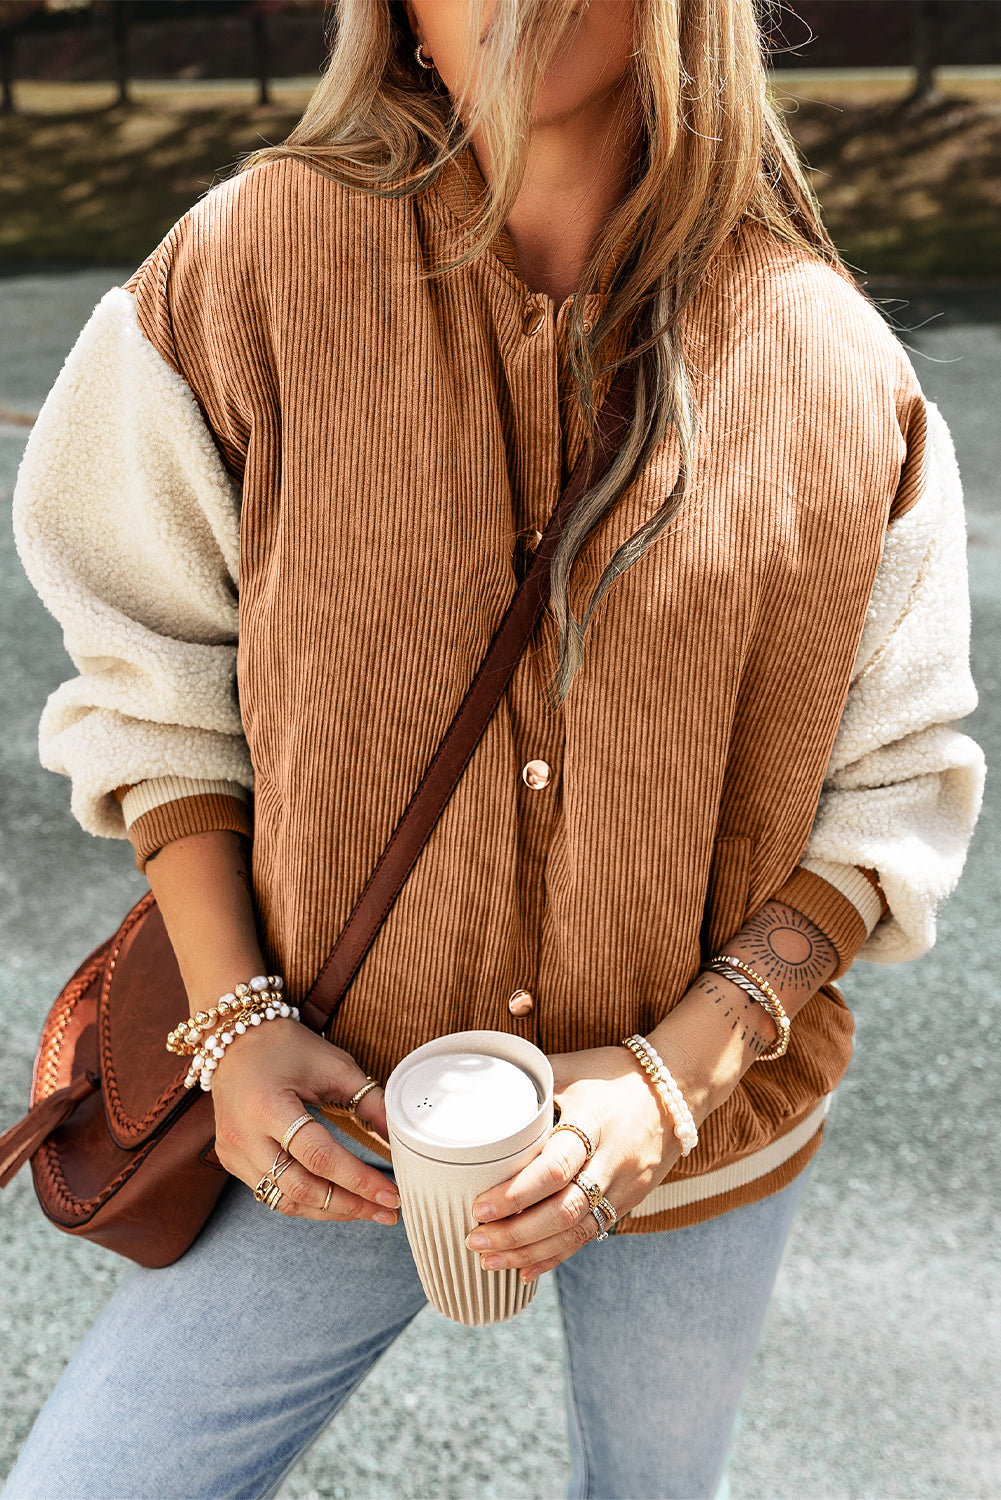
left=621, top=1034, right=699, bottom=1157
left=182, top=996, right=300, bottom=1091
left=167, top=975, right=285, bottom=1056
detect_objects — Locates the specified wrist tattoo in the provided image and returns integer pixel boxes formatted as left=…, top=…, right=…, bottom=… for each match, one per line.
left=699, top=974, right=778, bottom=1058
left=738, top=904, right=835, bottom=992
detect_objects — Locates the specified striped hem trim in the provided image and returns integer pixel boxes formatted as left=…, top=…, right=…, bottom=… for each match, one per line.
left=798, top=858, right=883, bottom=935
left=627, top=1094, right=832, bottom=1217
left=121, top=776, right=250, bottom=830
left=325, top=1095, right=833, bottom=1235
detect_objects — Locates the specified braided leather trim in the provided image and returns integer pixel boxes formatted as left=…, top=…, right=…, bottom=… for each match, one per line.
left=32, top=1128, right=162, bottom=1225
left=31, top=929, right=114, bottom=1103
left=98, top=893, right=190, bottom=1148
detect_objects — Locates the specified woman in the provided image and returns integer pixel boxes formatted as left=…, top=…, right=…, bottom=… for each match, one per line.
left=4, top=1, right=984, bottom=1496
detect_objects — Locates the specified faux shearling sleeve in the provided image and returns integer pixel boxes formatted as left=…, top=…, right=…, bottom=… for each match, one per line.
left=774, top=399, right=985, bottom=970
left=12, top=280, right=254, bottom=870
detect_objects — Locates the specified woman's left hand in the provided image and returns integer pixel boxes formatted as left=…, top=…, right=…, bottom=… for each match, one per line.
left=463, top=1046, right=687, bottom=1280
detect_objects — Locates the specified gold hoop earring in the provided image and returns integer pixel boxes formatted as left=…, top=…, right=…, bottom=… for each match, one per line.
left=414, top=42, right=435, bottom=70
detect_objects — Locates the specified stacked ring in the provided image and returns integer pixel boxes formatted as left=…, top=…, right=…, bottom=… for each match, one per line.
left=253, top=1148, right=295, bottom=1208
left=572, top=1173, right=603, bottom=1209
left=280, top=1113, right=313, bottom=1153
left=589, top=1204, right=610, bottom=1243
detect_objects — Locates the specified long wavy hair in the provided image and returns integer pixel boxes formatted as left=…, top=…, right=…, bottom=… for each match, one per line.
left=235, top=0, right=852, bottom=705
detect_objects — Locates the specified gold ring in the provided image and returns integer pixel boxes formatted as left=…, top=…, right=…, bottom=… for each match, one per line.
left=264, top=1182, right=284, bottom=1211
left=345, top=1078, right=379, bottom=1113
left=572, top=1173, right=603, bottom=1210
left=253, top=1173, right=277, bottom=1203
left=270, top=1148, right=294, bottom=1179
left=280, top=1114, right=313, bottom=1153
left=322, top=1183, right=333, bottom=1213
left=552, top=1122, right=595, bottom=1160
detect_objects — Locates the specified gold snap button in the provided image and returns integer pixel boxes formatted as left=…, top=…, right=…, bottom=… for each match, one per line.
left=508, top=989, right=534, bottom=1018
left=522, top=759, right=551, bottom=790
left=522, top=305, right=546, bottom=336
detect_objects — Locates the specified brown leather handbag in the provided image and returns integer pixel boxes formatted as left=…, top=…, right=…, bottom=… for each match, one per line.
left=0, top=362, right=636, bottom=1268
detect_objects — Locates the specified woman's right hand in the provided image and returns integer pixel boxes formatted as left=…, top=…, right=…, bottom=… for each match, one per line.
left=209, top=1018, right=401, bottom=1224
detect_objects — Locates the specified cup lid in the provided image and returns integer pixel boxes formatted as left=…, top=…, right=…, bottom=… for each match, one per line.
left=391, top=1052, right=539, bottom=1148
left=385, top=1030, right=554, bottom=1165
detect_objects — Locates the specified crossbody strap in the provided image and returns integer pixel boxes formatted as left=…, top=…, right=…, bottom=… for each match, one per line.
left=300, top=357, right=637, bottom=1033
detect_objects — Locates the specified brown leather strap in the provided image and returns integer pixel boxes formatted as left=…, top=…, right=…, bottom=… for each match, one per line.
left=300, top=359, right=637, bottom=1033
left=0, top=1072, right=99, bottom=1187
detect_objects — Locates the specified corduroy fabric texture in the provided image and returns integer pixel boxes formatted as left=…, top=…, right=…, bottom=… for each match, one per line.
left=74, top=150, right=942, bottom=1226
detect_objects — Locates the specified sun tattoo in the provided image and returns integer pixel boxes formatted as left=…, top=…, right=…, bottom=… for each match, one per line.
left=740, top=906, right=835, bottom=991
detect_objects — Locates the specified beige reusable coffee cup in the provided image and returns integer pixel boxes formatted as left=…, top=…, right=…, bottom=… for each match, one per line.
left=384, top=1030, right=554, bottom=1327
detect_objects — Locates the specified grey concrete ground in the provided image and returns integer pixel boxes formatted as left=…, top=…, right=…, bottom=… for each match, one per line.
left=0, top=269, right=997, bottom=1500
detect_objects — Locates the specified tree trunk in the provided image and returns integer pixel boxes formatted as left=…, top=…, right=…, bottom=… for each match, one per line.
left=112, top=0, right=132, bottom=108
left=252, top=7, right=270, bottom=107
left=907, top=0, right=941, bottom=104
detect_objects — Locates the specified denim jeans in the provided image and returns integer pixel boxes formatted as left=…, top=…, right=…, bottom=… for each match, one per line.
left=3, top=1122, right=812, bottom=1500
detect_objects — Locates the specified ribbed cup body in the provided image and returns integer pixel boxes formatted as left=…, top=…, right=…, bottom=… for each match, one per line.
left=385, top=1031, right=554, bottom=1326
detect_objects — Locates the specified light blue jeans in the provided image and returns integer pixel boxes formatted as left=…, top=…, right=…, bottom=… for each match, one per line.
left=4, top=1122, right=812, bottom=1500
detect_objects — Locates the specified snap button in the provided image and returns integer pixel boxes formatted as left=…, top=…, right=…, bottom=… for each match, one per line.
left=525, top=529, right=543, bottom=555
left=522, top=759, right=551, bottom=790
left=508, top=989, right=534, bottom=1018
left=522, top=304, right=547, bottom=336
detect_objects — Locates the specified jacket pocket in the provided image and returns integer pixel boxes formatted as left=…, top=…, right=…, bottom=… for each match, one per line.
left=700, top=835, right=754, bottom=958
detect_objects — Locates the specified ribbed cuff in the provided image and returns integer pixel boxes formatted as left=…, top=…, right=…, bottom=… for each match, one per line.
left=124, top=778, right=252, bottom=871
left=854, top=863, right=892, bottom=922
left=772, top=866, right=869, bottom=980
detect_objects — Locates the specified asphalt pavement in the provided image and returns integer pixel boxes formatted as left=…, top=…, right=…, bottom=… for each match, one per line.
left=0, top=268, right=997, bottom=1500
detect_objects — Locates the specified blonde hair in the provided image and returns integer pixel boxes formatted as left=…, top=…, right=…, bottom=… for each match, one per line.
left=236, top=0, right=851, bottom=705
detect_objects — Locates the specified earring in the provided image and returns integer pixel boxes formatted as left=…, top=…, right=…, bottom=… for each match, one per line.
left=414, top=42, right=435, bottom=70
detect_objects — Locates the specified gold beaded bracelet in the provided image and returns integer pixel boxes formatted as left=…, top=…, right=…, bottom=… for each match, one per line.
left=184, top=995, right=301, bottom=1091
left=166, top=975, right=284, bottom=1056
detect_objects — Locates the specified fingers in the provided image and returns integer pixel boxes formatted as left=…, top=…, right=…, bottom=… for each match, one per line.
left=222, top=1132, right=400, bottom=1224
left=353, top=1083, right=390, bottom=1142
left=214, top=1101, right=401, bottom=1224
left=472, top=1119, right=594, bottom=1224
left=466, top=1173, right=598, bottom=1270
left=464, top=1119, right=609, bottom=1274
left=485, top=1208, right=606, bottom=1283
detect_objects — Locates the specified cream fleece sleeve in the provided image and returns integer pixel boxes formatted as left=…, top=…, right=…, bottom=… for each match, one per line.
left=781, top=399, right=985, bottom=966
left=12, top=284, right=253, bottom=847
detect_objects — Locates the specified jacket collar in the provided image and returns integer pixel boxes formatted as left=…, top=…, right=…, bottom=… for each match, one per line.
left=429, top=144, right=637, bottom=305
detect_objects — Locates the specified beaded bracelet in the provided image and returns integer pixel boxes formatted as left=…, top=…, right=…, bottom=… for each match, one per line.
left=705, top=956, right=790, bottom=1062
left=166, top=975, right=285, bottom=1056
left=621, top=1035, right=698, bottom=1157
left=184, top=997, right=300, bottom=1091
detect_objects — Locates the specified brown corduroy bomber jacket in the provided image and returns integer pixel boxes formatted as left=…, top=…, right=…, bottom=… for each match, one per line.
left=14, top=148, right=984, bottom=1230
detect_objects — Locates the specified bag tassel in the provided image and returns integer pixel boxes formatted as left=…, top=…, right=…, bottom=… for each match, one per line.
left=0, top=1073, right=99, bottom=1188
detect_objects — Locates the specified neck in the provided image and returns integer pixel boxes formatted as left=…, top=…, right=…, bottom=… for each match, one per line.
left=471, top=76, right=642, bottom=309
